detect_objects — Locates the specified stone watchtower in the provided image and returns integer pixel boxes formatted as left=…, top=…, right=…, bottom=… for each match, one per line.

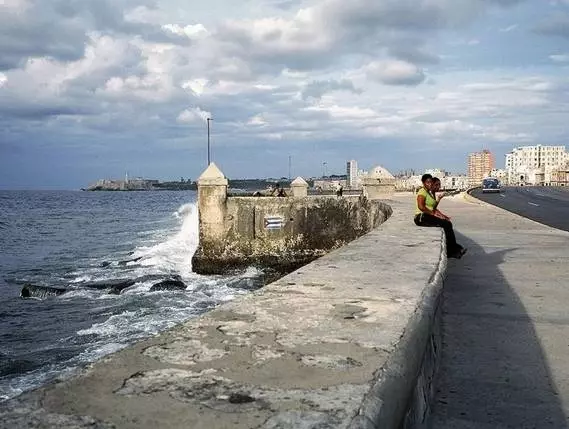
left=196, top=163, right=228, bottom=250
left=362, top=165, right=396, bottom=199
left=290, top=176, right=309, bottom=197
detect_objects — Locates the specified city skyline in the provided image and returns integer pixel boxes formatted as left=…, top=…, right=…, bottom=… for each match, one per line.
left=1, top=0, right=568, bottom=189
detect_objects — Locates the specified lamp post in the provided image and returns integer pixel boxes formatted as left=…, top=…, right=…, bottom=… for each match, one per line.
left=207, top=117, right=213, bottom=166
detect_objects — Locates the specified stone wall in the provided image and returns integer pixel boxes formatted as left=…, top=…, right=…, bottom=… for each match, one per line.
left=192, top=164, right=393, bottom=276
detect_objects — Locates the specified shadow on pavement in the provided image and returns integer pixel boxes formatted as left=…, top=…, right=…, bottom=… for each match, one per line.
left=432, top=232, right=568, bottom=429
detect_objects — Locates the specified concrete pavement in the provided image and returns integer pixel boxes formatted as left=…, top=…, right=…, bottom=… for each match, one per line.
left=433, top=195, right=569, bottom=428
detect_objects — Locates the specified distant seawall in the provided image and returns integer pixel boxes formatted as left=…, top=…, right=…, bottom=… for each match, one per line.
left=191, top=164, right=395, bottom=277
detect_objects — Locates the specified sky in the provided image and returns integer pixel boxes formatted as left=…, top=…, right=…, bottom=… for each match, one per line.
left=0, top=0, right=568, bottom=189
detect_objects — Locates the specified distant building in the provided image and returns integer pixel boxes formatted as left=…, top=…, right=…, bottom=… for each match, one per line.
left=424, top=168, right=446, bottom=178
left=468, top=150, right=494, bottom=186
left=551, top=165, right=569, bottom=186
left=395, top=175, right=423, bottom=191
left=346, top=160, right=358, bottom=189
left=488, top=168, right=507, bottom=184
left=313, top=179, right=346, bottom=191
left=505, top=145, right=568, bottom=186
left=441, top=175, right=469, bottom=191
left=87, top=177, right=159, bottom=191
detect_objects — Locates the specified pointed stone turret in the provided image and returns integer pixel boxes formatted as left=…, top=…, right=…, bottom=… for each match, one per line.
left=197, top=163, right=228, bottom=246
left=290, top=176, right=308, bottom=197
left=198, top=162, right=227, bottom=186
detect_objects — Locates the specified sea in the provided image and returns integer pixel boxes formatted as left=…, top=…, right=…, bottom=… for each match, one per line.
left=0, top=190, right=260, bottom=402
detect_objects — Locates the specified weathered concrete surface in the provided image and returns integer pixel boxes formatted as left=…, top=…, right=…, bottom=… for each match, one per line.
left=193, top=194, right=392, bottom=276
left=432, top=195, right=569, bottom=428
left=0, top=194, right=445, bottom=429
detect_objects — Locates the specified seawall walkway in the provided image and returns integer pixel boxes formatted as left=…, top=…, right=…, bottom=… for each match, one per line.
left=433, top=196, right=569, bottom=428
left=0, top=195, right=445, bottom=429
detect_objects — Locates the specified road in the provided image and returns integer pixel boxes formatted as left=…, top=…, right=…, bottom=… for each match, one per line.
left=471, top=186, right=569, bottom=232
left=433, top=196, right=569, bottom=428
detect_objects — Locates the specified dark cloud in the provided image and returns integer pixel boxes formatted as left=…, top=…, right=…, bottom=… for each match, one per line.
left=270, top=0, right=304, bottom=10
left=388, top=46, right=440, bottom=65
left=0, top=101, right=94, bottom=120
left=0, top=0, right=187, bottom=71
left=301, top=79, right=362, bottom=100
left=534, top=12, right=569, bottom=39
left=483, top=0, right=526, bottom=5
left=0, top=12, right=87, bottom=70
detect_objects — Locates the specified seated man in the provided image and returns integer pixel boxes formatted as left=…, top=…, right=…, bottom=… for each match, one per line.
left=414, top=174, right=466, bottom=259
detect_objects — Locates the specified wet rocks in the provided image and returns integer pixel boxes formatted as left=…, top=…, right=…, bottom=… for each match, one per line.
left=81, top=279, right=136, bottom=295
left=150, top=278, right=187, bottom=292
left=20, top=284, right=67, bottom=299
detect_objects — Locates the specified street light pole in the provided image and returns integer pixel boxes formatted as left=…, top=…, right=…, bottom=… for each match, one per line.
left=206, top=117, right=213, bottom=166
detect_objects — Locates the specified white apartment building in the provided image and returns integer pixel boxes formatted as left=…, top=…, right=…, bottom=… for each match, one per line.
left=505, top=145, right=568, bottom=185
left=489, top=168, right=508, bottom=182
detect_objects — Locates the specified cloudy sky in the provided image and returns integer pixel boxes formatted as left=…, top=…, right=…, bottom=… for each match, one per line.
left=1, top=0, right=568, bottom=189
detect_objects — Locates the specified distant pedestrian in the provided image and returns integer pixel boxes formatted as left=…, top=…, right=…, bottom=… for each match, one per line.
left=336, top=183, right=343, bottom=197
left=414, top=174, right=466, bottom=259
left=275, top=183, right=287, bottom=197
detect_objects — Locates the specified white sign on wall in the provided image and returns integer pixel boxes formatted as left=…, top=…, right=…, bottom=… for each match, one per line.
left=264, top=215, right=285, bottom=230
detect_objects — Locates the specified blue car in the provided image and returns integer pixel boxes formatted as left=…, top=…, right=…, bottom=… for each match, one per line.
left=482, top=177, right=501, bottom=193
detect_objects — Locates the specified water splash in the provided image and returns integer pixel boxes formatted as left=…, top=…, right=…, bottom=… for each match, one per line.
left=130, top=202, right=199, bottom=279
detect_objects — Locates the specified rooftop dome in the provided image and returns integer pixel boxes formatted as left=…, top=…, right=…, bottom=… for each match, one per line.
left=368, top=165, right=395, bottom=180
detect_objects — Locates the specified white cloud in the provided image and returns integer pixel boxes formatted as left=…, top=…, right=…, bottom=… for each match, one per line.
left=0, top=72, right=7, bottom=87
left=248, top=114, right=268, bottom=126
left=365, top=60, right=426, bottom=86
left=177, top=107, right=211, bottom=124
left=162, top=23, right=208, bottom=39
left=0, top=0, right=29, bottom=11
left=550, top=53, right=569, bottom=62
left=182, top=79, right=209, bottom=96
left=499, top=24, right=518, bottom=32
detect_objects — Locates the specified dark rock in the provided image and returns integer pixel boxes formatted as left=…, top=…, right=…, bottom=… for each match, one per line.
left=118, top=257, right=142, bottom=266
left=20, top=284, right=67, bottom=299
left=134, top=274, right=182, bottom=284
left=150, top=279, right=187, bottom=292
left=80, top=279, right=136, bottom=295
left=225, top=275, right=265, bottom=291
left=228, top=393, right=255, bottom=404
left=100, top=261, right=112, bottom=268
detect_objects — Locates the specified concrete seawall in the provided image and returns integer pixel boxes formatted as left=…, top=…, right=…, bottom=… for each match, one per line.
left=0, top=194, right=446, bottom=429
left=192, top=163, right=394, bottom=277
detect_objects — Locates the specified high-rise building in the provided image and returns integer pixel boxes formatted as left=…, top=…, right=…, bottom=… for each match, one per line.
left=467, top=150, right=494, bottom=186
left=346, top=160, right=358, bottom=188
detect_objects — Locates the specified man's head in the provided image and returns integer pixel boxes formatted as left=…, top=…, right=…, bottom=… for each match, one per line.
left=432, top=177, right=441, bottom=192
